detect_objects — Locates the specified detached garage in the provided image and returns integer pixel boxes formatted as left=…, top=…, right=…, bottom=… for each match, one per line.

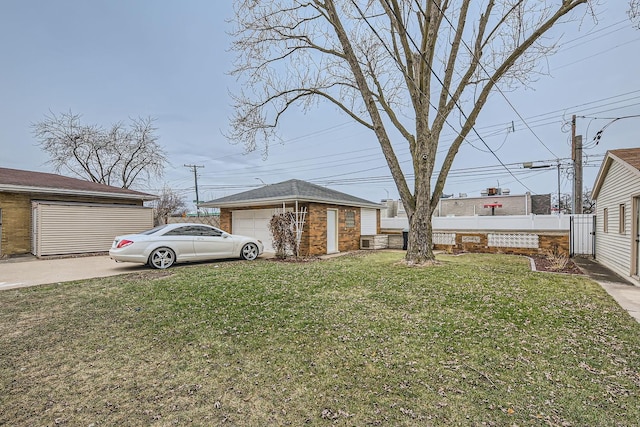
left=200, top=179, right=381, bottom=256
left=0, top=167, right=155, bottom=258
left=32, top=202, right=153, bottom=257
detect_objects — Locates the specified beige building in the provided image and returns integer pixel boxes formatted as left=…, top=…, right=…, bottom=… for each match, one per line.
left=382, top=189, right=551, bottom=218
left=592, top=148, right=640, bottom=284
left=0, top=167, right=155, bottom=258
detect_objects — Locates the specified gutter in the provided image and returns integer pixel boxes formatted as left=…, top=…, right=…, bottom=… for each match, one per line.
left=0, top=184, right=157, bottom=201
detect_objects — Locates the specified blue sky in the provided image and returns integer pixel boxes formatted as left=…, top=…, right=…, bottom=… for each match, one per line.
left=1, top=1, right=639, bottom=209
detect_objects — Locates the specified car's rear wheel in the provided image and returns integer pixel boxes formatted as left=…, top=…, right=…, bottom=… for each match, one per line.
left=240, top=243, right=259, bottom=261
left=148, top=247, right=176, bottom=269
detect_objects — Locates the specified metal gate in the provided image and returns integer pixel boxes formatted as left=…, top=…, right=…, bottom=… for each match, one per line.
left=570, top=214, right=595, bottom=257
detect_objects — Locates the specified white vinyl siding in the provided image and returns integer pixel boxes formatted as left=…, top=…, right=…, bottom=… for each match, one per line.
left=360, top=208, right=377, bottom=235
left=32, top=202, right=153, bottom=256
left=595, top=161, right=640, bottom=278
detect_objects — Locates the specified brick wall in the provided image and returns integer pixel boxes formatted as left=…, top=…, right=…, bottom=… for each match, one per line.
left=432, top=231, right=569, bottom=256
left=0, top=192, right=32, bottom=256
left=305, top=203, right=361, bottom=255
left=221, top=203, right=366, bottom=256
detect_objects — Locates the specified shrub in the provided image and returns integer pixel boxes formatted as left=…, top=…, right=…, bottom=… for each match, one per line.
left=269, top=212, right=298, bottom=258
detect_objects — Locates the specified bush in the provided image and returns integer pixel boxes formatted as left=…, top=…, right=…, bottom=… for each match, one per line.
left=269, top=213, right=298, bottom=258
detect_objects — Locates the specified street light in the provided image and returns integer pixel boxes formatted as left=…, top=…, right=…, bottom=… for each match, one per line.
left=523, top=160, right=561, bottom=214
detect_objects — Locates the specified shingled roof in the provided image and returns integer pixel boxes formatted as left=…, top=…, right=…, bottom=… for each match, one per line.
left=592, top=148, right=640, bottom=199
left=201, top=179, right=381, bottom=209
left=0, top=167, right=156, bottom=200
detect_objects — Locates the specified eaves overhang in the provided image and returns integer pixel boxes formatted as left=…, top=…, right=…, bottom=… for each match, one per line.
left=0, top=184, right=158, bottom=201
left=200, top=195, right=382, bottom=210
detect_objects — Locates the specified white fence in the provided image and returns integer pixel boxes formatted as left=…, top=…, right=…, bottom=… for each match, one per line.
left=380, top=214, right=595, bottom=256
left=381, top=214, right=571, bottom=231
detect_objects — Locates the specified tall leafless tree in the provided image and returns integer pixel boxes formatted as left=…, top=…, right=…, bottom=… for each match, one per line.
left=32, top=110, right=166, bottom=189
left=228, top=0, right=600, bottom=264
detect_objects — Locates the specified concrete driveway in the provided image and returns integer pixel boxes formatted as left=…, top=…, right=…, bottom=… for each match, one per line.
left=0, top=255, right=149, bottom=291
left=0, top=253, right=275, bottom=291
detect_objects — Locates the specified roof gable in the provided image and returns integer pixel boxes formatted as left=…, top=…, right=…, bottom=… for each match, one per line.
left=0, top=167, right=156, bottom=200
left=592, top=148, right=640, bottom=199
left=201, top=179, right=381, bottom=209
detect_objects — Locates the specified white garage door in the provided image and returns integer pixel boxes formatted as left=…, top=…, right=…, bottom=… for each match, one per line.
left=232, top=209, right=276, bottom=252
left=32, top=202, right=153, bottom=257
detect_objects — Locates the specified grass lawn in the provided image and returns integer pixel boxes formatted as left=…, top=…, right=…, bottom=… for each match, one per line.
left=1, top=251, right=639, bottom=426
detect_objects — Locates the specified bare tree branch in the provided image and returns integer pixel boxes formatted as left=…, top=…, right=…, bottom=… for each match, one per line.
left=153, top=186, right=187, bottom=225
left=32, top=111, right=166, bottom=189
left=229, top=0, right=594, bottom=264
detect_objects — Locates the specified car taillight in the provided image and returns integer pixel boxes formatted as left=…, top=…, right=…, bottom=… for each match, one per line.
left=116, top=239, right=134, bottom=249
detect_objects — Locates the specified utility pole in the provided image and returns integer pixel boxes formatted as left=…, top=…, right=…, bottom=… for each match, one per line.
left=571, top=115, right=583, bottom=214
left=573, top=135, right=583, bottom=214
left=184, top=164, right=204, bottom=217
left=557, top=160, right=561, bottom=215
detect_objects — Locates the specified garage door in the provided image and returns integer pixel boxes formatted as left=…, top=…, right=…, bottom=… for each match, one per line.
left=32, top=202, right=153, bottom=257
left=232, top=209, right=276, bottom=252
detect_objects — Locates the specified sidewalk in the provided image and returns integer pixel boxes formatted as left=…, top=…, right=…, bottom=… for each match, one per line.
left=573, top=257, right=640, bottom=323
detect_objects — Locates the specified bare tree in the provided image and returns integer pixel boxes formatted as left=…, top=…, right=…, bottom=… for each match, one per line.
left=582, top=188, right=596, bottom=214
left=631, top=0, right=640, bottom=27
left=32, top=110, right=166, bottom=189
left=153, top=187, right=187, bottom=225
left=228, top=0, right=599, bottom=264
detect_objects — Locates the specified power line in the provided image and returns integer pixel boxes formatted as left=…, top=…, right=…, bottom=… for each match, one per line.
left=426, top=0, right=559, bottom=159
left=373, top=0, right=535, bottom=192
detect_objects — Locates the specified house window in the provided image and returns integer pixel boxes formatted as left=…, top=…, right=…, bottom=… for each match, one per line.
left=345, top=211, right=356, bottom=228
left=603, top=208, right=608, bottom=233
left=619, top=204, right=626, bottom=234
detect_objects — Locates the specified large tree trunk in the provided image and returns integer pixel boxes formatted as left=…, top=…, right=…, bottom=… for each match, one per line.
left=404, top=152, right=436, bottom=264
left=406, top=202, right=435, bottom=264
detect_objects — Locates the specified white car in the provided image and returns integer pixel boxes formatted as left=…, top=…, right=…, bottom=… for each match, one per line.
left=109, top=223, right=264, bottom=269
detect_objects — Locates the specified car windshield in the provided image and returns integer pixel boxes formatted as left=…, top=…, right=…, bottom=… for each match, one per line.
left=139, top=225, right=170, bottom=235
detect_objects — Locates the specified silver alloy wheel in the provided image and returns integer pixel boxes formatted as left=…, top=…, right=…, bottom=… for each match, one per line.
left=241, top=243, right=259, bottom=260
left=148, top=247, right=176, bottom=269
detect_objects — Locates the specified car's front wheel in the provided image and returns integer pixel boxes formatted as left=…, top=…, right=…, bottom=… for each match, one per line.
left=240, top=243, right=259, bottom=261
left=148, top=247, right=176, bottom=269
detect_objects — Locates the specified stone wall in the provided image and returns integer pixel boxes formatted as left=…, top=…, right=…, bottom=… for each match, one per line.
left=434, top=231, right=569, bottom=256
left=383, top=229, right=569, bottom=256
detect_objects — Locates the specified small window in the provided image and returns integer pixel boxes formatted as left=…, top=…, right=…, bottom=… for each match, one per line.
left=619, top=204, right=626, bottom=234
left=345, top=211, right=356, bottom=228
left=603, top=208, right=608, bottom=233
